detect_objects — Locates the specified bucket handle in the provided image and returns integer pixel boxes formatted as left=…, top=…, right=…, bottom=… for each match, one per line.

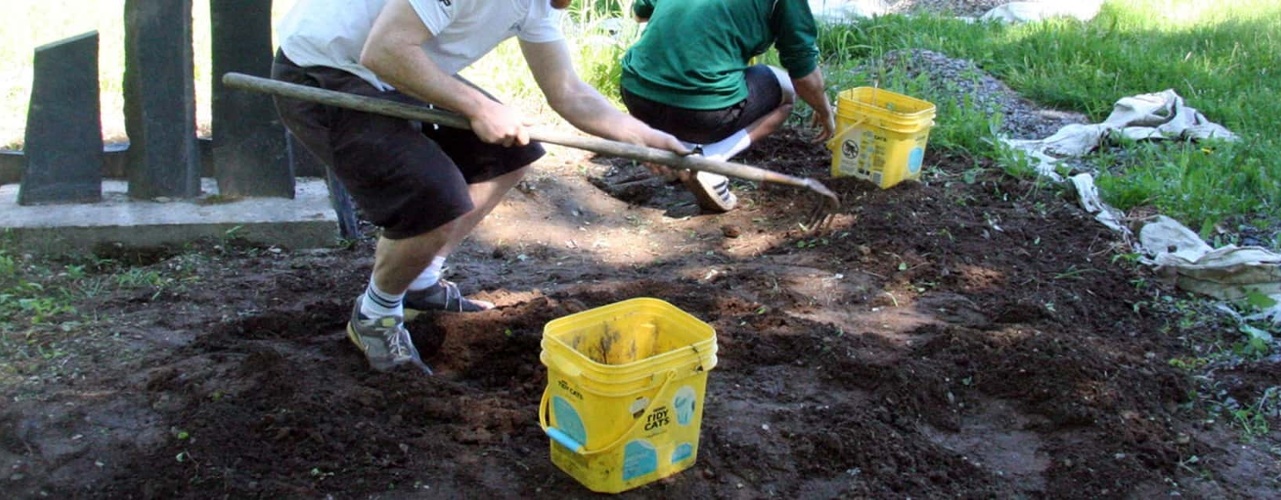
left=538, top=369, right=677, bottom=456
left=824, top=116, right=868, bottom=152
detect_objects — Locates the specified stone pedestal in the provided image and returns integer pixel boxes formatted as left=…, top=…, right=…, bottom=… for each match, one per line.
left=19, top=32, right=103, bottom=205
left=211, top=0, right=293, bottom=198
left=123, top=0, right=200, bottom=199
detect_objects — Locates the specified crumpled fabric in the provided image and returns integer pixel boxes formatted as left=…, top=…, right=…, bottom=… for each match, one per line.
left=978, top=1, right=1105, bottom=23
left=1006, top=92, right=1275, bottom=326
left=1069, top=173, right=1129, bottom=235
left=808, top=0, right=889, bottom=22
left=1138, top=216, right=1281, bottom=325
left=1004, top=89, right=1239, bottom=179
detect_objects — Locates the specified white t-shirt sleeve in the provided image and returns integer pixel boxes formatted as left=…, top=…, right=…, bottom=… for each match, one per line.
left=517, top=4, right=564, bottom=43
left=407, top=0, right=453, bottom=36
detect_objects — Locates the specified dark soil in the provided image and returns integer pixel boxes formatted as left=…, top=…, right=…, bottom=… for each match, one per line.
left=2, top=127, right=1279, bottom=499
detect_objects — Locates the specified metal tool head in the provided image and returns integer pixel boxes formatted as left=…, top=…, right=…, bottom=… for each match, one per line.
left=799, top=179, right=841, bottom=233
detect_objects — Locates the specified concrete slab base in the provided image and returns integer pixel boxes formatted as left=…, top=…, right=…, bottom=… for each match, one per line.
left=1, top=177, right=340, bottom=255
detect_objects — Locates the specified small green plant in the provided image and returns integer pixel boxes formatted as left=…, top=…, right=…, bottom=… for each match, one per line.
left=0, top=251, right=16, bottom=278
left=796, top=237, right=829, bottom=249
left=1231, top=407, right=1270, bottom=439
left=1054, top=265, right=1101, bottom=281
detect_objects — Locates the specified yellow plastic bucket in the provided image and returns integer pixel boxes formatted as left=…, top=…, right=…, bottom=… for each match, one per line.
left=539, top=298, right=718, bottom=494
left=827, top=87, right=936, bottom=189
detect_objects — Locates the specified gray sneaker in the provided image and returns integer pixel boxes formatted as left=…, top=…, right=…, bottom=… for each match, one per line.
left=346, top=301, right=433, bottom=374
left=404, top=279, right=495, bottom=319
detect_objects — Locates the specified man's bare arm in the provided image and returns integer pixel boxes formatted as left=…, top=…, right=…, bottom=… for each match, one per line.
left=521, top=39, right=686, bottom=153
left=359, top=0, right=529, bottom=145
left=792, top=67, right=836, bottom=143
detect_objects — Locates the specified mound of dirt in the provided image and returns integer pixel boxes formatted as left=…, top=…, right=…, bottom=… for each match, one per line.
left=3, top=119, right=1277, bottom=498
left=4, top=23, right=1280, bottom=500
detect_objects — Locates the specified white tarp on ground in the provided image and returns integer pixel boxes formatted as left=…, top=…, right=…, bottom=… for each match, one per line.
left=1004, top=89, right=1239, bottom=180
left=1139, top=216, right=1281, bottom=326
left=979, top=1, right=1105, bottom=23
left=1006, top=91, right=1279, bottom=325
left=808, top=0, right=890, bottom=22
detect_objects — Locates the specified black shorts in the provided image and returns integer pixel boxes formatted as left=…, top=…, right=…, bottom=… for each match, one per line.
left=621, top=65, right=783, bottom=145
left=271, top=51, right=545, bottom=239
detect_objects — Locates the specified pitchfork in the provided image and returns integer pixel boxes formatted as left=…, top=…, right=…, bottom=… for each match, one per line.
left=222, top=73, right=840, bottom=231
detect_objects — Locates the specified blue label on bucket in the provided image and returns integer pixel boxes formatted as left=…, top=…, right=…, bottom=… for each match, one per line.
left=673, top=386, right=697, bottom=425
left=672, top=443, right=693, bottom=463
left=908, top=147, right=924, bottom=175
left=552, top=396, right=587, bottom=446
left=623, top=440, right=658, bottom=480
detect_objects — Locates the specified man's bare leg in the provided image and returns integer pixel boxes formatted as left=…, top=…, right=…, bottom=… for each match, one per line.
left=372, top=220, right=460, bottom=298
left=400, top=165, right=530, bottom=314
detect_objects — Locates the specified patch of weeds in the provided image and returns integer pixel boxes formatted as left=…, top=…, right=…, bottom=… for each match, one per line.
left=0, top=242, right=211, bottom=388
left=984, top=135, right=1039, bottom=181
left=1156, top=292, right=1281, bottom=440
left=0, top=248, right=79, bottom=328
left=1176, top=454, right=1213, bottom=482
left=1230, top=407, right=1271, bottom=439
left=912, top=280, right=938, bottom=293
left=1168, top=356, right=1209, bottom=371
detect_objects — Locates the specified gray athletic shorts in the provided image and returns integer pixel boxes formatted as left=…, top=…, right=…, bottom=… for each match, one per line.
left=621, top=64, right=783, bottom=145
left=271, top=51, right=545, bottom=240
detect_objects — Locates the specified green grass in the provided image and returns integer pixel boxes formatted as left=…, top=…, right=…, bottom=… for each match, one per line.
left=0, top=238, right=204, bottom=382
left=816, top=0, right=1281, bottom=235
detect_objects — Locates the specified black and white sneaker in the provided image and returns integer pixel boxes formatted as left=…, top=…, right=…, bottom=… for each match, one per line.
left=683, top=171, right=737, bottom=213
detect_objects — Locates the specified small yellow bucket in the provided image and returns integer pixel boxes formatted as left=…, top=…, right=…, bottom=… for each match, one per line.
left=827, top=87, right=936, bottom=189
left=539, top=298, right=718, bottom=494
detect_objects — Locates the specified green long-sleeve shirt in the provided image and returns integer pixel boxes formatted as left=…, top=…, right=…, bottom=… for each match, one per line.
left=621, top=0, right=820, bottom=110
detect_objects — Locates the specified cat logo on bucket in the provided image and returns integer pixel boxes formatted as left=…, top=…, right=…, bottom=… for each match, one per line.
left=841, top=138, right=860, bottom=160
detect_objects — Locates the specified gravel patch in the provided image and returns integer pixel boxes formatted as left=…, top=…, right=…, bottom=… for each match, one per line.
left=873, top=48, right=1089, bottom=139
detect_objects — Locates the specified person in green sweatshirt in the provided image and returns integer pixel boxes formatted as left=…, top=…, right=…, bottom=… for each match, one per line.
left=621, top=0, right=836, bottom=213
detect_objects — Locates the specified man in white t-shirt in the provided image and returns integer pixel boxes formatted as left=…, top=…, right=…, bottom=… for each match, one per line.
left=272, top=0, right=688, bottom=374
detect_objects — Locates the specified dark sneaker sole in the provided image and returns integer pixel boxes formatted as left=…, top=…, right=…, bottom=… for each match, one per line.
left=402, top=303, right=494, bottom=321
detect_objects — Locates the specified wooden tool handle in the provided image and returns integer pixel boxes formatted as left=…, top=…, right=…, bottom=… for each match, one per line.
left=222, top=72, right=829, bottom=192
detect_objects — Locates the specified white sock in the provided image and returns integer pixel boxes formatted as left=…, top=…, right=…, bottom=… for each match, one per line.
left=360, top=276, right=405, bottom=319
left=698, top=129, right=751, bottom=162
left=408, top=256, right=446, bottom=292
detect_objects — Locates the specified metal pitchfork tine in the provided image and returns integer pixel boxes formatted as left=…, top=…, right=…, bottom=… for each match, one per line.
left=800, top=178, right=840, bottom=231
left=221, top=72, right=842, bottom=232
